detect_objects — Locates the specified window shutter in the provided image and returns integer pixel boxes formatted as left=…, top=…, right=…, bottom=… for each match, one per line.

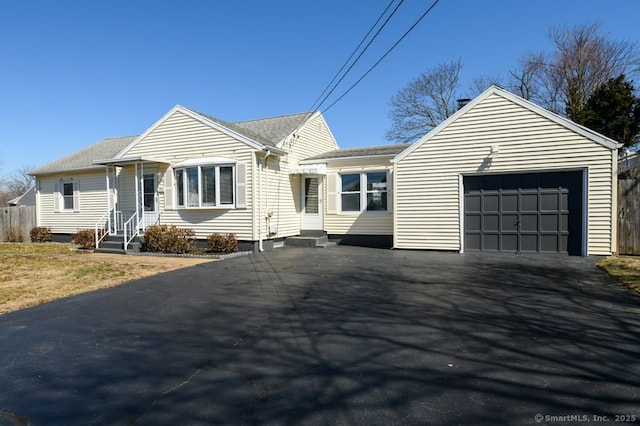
left=387, top=170, right=393, bottom=213
left=53, top=182, right=60, bottom=212
left=73, top=181, right=80, bottom=212
left=326, top=173, right=337, bottom=214
left=236, top=162, right=247, bottom=208
left=164, top=167, right=175, bottom=210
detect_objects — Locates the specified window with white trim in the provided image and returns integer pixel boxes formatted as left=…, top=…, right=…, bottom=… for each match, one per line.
left=62, top=182, right=74, bottom=210
left=174, top=164, right=235, bottom=208
left=340, top=171, right=388, bottom=213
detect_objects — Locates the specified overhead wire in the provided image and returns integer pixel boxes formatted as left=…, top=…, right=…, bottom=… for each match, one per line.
left=306, top=0, right=399, bottom=113
left=322, top=0, right=442, bottom=114
left=309, top=0, right=406, bottom=113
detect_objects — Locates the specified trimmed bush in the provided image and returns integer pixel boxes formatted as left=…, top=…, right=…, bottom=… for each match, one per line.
left=71, top=229, right=101, bottom=250
left=30, top=227, right=52, bottom=243
left=207, top=233, right=239, bottom=254
left=144, top=224, right=196, bottom=254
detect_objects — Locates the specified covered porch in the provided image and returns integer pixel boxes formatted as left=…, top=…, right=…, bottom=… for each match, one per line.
left=93, top=156, right=170, bottom=250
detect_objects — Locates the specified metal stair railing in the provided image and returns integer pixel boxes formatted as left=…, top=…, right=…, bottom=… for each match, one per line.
left=123, top=211, right=139, bottom=251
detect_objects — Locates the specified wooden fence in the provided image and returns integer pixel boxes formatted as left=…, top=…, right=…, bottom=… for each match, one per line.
left=618, top=177, right=640, bottom=255
left=0, top=206, right=36, bottom=242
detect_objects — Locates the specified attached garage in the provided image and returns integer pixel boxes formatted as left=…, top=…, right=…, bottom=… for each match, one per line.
left=393, top=86, right=621, bottom=256
left=463, top=171, right=583, bottom=255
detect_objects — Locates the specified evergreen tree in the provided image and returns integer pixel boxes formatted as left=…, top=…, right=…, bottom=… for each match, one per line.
left=572, top=75, right=640, bottom=148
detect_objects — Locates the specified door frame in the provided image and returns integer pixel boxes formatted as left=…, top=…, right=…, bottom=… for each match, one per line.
left=140, top=170, right=159, bottom=231
left=300, top=175, right=324, bottom=231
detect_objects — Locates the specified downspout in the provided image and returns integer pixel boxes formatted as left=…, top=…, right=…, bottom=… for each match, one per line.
left=258, top=150, right=271, bottom=252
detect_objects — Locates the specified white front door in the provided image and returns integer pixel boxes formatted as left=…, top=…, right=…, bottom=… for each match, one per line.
left=301, top=176, right=323, bottom=230
left=141, top=172, right=159, bottom=230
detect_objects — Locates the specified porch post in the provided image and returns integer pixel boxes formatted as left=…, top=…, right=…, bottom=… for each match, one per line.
left=105, top=166, right=112, bottom=234
left=140, top=162, right=145, bottom=230
left=134, top=162, right=139, bottom=231
left=112, top=167, right=118, bottom=232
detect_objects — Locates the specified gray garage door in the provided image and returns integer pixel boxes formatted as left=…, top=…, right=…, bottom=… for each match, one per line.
left=464, top=171, right=583, bottom=255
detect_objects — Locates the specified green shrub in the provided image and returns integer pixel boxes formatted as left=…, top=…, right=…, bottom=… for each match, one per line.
left=72, top=229, right=105, bottom=250
left=144, top=224, right=196, bottom=254
left=30, top=227, right=52, bottom=243
left=4, top=227, right=25, bottom=243
left=207, top=233, right=239, bottom=254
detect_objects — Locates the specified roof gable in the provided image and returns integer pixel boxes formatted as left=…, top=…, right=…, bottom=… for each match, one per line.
left=117, top=106, right=314, bottom=158
left=394, top=86, right=622, bottom=163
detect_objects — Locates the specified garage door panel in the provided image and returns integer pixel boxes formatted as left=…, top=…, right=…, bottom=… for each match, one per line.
left=502, top=194, right=518, bottom=211
left=464, top=171, right=583, bottom=255
left=541, top=193, right=560, bottom=211
left=484, top=195, right=499, bottom=212
left=501, top=214, right=518, bottom=231
left=502, top=234, right=518, bottom=251
left=465, top=214, right=481, bottom=231
left=466, top=195, right=481, bottom=212
left=521, top=234, right=539, bottom=251
left=483, top=215, right=499, bottom=231
left=521, top=194, right=538, bottom=211
left=541, top=234, right=560, bottom=252
left=541, top=214, right=559, bottom=232
left=521, top=214, right=538, bottom=232
left=483, top=234, right=499, bottom=250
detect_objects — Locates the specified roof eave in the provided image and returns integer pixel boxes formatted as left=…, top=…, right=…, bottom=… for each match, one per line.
left=30, top=165, right=108, bottom=176
left=300, top=153, right=397, bottom=164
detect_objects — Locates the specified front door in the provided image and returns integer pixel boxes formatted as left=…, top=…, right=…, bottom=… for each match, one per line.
left=141, top=172, right=159, bottom=230
left=301, top=176, right=323, bottom=230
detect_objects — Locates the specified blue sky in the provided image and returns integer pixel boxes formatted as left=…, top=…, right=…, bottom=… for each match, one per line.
left=0, top=0, right=638, bottom=175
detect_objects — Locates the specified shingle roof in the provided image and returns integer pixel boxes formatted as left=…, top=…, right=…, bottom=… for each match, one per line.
left=30, top=135, right=138, bottom=175
left=190, top=109, right=314, bottom=147
left=304, top=143, right=412, bottom=161
left=30, top=109, right=316, bottom=175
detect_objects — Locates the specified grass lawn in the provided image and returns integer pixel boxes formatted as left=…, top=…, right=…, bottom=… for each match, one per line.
left=0, top=243, right=216, bottom=314
left=597, top=256, right=640, bottom=293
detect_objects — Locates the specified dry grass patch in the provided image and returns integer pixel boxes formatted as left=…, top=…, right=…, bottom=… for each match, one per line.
left=0, top=243, right=216, bottom=314
left=597, top=256, right=640, bottom=293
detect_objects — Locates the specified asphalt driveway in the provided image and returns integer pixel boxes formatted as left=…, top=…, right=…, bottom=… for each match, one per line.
left=0, top=247, right=639, bottom=425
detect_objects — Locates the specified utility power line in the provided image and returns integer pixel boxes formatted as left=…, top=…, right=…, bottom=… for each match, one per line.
left=309, top=0, right=406, bottom=113
left=322, top=0, right=442, bottom=114
left=306, top=0, right=399, bottom=113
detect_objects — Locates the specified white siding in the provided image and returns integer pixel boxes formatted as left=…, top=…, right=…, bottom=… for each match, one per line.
left=325, top=158, right=394, bottom=235
left=262, top=114, right=338, bottom=238
left=394, top=92, right=616, bottom=255
left=122, top=110, right=256, bottom=240
left=38, top=171, right=108, bottom=233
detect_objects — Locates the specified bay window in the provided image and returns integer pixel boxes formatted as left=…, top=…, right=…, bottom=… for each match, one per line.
left=175, top=164, right=235, bottom=208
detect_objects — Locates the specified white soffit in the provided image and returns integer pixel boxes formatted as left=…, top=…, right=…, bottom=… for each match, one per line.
left=290, top=164, right=327, bottom=175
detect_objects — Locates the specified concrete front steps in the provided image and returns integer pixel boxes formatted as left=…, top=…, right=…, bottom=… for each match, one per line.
left=284, top=231, right=336, bottom=249
left=95, top=235, right=142, bottom=254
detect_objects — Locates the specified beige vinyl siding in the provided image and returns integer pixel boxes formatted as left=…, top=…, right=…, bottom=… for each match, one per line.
left=395, top=92, right=615, bottom=255
left=37, top=171, right=108, bottom=233
left=325, top=158, right=394, bottom=235
left=122, top=110, right=256, bottom=240
left=263, top=114, right=338, bottom=238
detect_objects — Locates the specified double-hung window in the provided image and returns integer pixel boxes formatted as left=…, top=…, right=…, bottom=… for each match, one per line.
left=62, top=182, right=75, bottom=210
left=175, top=164, right=235, bottom=208
left=339, top=171, right=388, bottom=213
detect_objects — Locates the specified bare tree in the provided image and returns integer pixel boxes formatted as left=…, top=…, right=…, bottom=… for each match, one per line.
left=467, top=74, right=504, bottom=98
left=509, top=22, right=639, bottom=118
left=386, top=60, right=462, bottom=143
left=6, top=165, right=35, bottom=197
